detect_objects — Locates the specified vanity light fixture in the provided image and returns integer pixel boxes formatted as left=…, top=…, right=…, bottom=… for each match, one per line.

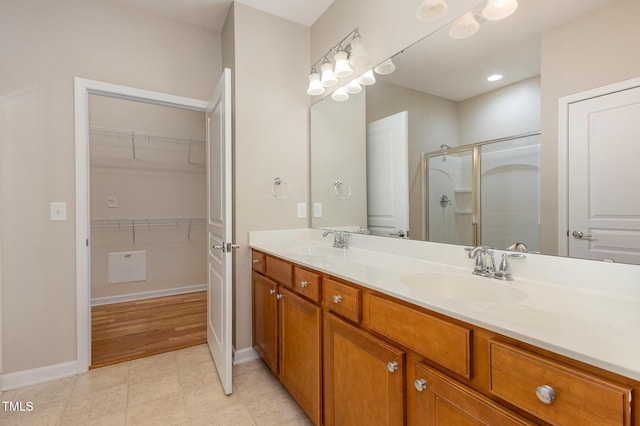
left=358, top=69, right=376, bottom=86
left=320, top=57, right=339, bottom=88
left=373, top=58, right=396, bottom=75
left=482, top=0, right=518, bottom=21
left=345, top=79, right=362, bottom=94
left=307, top=27, right=369, bottom=96
left=487, top=73, right=503, bottom=82
left=449, top=11, right=480, bottom=39
left=331, top=86, right=350, bottom=102
left=416, top=0, right=448, bottom=22
left=333, top=46, right=353, bottom=78
left=348, top=29, right=369, bottom=67
left=306, top=67, right=325, bottom=96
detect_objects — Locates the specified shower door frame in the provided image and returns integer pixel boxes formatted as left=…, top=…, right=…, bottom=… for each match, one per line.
left=422, top=131, right=541, bottom=247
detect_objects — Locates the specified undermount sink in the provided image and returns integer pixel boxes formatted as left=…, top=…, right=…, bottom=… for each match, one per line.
left=400, top=272, right=527, bottom=303
left=284, top=245, right=346, bottom=258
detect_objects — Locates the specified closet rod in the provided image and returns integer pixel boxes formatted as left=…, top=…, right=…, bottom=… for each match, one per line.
left=90, top=126, right=205, bottom=145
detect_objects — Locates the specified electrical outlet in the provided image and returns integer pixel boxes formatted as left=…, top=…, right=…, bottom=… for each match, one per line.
left=297, top=202, right=307, bottom=218
left=313, top=203, right=323, bottom=218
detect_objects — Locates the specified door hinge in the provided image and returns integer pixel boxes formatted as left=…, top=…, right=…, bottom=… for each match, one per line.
left=86, top=238, right=89, bottom=247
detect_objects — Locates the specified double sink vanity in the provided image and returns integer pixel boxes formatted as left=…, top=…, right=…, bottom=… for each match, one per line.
left=249, top=228, right=640, bottom=425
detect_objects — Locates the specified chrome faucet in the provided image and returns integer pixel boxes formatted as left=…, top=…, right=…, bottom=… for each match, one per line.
left=467, top=246, right=526, bottom=281
left=323, top=230, right=350, bottom=249
left=467, top=246, right=496, bottom=277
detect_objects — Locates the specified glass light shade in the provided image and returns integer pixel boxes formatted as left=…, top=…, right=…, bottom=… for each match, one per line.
left=333, top=50, right=353, bottom=78
left=331, top=87, right=349, bottom=102
left=373, top=58, right=396, bottom=75
left=358, top=69, right=376, bottom=86
left=306, top=72, right=325, bottom=96
left=416, top=0, right=448, bottom=22
left=345, top=79, right=362, bottom=94
left=349, top=35, right=369, bottom=67
left=482, top=0, right=518, bottom=21
left=449, top=11, right=480, bottom=39
left=320, top=61, right=338, bottom=87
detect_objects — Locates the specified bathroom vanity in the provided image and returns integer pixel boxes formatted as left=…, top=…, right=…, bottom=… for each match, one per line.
left=249, top=229, right=640, bottom=425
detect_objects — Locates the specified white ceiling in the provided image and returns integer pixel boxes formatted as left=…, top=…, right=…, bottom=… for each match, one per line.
left=117, top=0, right=336, bottom=31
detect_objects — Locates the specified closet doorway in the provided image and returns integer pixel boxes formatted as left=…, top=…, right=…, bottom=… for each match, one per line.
left=87, top=94, right=208, bottom=367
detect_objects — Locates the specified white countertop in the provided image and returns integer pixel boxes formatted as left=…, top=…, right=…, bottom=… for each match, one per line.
left=249, top=229, right=640, bottom=380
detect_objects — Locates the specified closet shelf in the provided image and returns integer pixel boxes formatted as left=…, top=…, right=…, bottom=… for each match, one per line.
left=91, top=126, right=205, bottom=145
left=91, top=217, right=205, bottom=242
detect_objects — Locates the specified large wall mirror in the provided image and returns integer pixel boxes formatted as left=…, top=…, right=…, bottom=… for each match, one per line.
left=310, top=0, right=640, bottom=263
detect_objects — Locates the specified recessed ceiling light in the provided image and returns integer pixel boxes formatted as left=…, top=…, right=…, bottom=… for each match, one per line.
left=487, top=74, right=503, bottom=82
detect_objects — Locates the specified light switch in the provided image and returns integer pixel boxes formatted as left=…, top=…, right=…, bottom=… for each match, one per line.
left=297, top=202, right=307, bottom=218
left=107, top=196, right=117, bottom=208
left=50, top=202, right=67, bottom=221
left=313, top=203, right=323, bottom=218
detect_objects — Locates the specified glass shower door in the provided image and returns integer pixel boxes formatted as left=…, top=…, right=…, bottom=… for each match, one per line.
left=427, top=147, right=475, bottom=246
left=479, top=134, right=541, bottom=251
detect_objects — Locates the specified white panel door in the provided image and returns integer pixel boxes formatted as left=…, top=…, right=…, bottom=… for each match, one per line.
left=568, top=85, right=640, bottom=263
left=366, top=112, right=409, bottom=237
left=206, top=68, right=234, bottom=394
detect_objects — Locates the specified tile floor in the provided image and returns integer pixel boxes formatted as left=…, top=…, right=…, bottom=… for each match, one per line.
left=0, top=345, right=313, bottom=426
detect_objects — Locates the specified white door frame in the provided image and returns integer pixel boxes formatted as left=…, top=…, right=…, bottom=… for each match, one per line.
left=557, top=76, right=640, bottom=257
left=74, top=77, right=208, bottom=372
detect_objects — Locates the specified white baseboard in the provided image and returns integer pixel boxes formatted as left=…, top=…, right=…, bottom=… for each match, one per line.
left=2, top=361, right=77, bottom=391
left=233, top=347, right=260, bottom=365
left=91, top=284, right=207, bottom=306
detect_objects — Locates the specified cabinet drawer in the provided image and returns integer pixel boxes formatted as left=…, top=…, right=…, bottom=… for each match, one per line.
left=293, top=267, right=321, bottom=303
left=265, top=255, right=292, bottom=286
left=251, top=250, right=266, bottom=274
left=489, top=340, right=632, bottom=426
left=322, top=278, right=361, bottom=323
left=368, top=295, right=472, bottom=379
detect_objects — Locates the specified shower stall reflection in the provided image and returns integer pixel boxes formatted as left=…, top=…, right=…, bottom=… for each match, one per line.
left=425, top=133, right=540, bottom=251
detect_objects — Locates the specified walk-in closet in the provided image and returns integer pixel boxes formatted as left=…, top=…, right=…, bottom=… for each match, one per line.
left=88, top=94, right=207, bottom=367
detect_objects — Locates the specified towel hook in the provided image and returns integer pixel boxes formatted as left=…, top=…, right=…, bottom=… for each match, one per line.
left=334, top=180, right=352, bottom=200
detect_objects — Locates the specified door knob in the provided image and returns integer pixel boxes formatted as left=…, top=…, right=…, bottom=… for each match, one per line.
left=572, top=230, right=593, bottom=240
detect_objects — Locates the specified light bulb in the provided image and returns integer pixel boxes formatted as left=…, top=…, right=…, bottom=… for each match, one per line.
left=449, top=11, right=479, bottom=39
left=333, top=50, right=353, bottom=78
left=416, top=0, right=448, bottom=22
left=306, top=71, right=325, bottom=96
left=482, top=0, right=518, bottom=21
left=320, top=60, right=338, bottom=87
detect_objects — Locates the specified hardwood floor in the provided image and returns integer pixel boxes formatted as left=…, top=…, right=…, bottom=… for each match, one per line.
left=91, top=291, right=207, bottom=368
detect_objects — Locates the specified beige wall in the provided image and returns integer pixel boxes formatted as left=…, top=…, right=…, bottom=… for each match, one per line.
left=311, top=93, right=367, bottom=230
left=0, top=0, right=220, bottom=373
left=223, top=4, right=310, bottom=352
left=539, top=0, right=640, bottom=254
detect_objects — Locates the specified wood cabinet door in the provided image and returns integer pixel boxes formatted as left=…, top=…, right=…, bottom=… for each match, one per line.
left=252, top=271, right=278, bottom=374
left=324, top=312, right=405, bottom=426
left=414, top=362, right=534, bottom=426
left=279, top=287, right=322, bottom=425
